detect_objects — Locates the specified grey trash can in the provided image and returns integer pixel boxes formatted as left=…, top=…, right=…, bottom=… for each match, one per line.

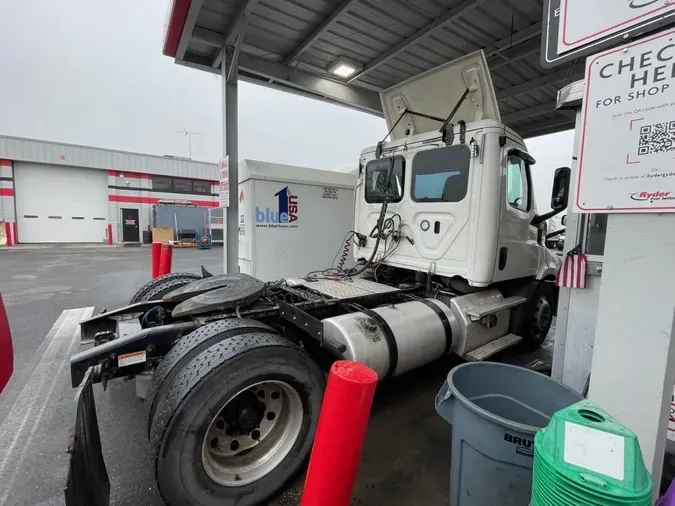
left=435, top=362, right=582, bottom=506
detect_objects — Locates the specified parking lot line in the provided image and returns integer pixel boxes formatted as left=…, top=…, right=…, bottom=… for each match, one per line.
left=0, top=306, right=93, bottom=506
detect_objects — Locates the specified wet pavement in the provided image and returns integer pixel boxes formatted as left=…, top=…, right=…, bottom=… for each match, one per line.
left=0, top=246, right=552, bottom=505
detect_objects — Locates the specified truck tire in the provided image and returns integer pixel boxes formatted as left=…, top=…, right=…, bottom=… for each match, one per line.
left=150, top=333, right=325, bottom=506
left=129, top=272, right=202, bottom=304
left=145, top=319, right=276, bottom=436
left=511, top=281, right=555, bottom=349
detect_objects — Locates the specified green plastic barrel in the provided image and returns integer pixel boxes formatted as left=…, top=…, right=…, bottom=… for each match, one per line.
left=532, top=399, right=652, bottom=506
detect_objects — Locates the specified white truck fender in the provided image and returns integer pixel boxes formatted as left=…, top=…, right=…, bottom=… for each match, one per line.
left=537, top=248, right=562, bottom=281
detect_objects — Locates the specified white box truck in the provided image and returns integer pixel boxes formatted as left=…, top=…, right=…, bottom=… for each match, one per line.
left=237, top=159, right=357, bottom=281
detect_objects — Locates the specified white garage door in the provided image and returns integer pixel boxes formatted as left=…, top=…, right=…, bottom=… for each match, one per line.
left=15, top=163, right=109, bottom=243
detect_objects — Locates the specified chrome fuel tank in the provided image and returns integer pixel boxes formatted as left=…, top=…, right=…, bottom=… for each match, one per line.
left=321, top=299, right=459, bottom=379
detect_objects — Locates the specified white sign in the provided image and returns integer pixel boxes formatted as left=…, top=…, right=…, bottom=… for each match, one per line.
left=576, top=28, right=675, bottom=213
left=559, top=0, right=675, bottom=53
left=563, top=421, right=625, bottom=480
left=219, top=156, right=229, bottom=208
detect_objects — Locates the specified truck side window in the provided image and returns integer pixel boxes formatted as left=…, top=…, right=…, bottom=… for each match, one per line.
left=365, top=156, right=405, bottom=203
left=506, top=153, right=530, bottom=212
left=411, top=145, right=470, bottom=202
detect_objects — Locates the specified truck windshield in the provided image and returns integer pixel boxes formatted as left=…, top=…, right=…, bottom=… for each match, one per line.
left=411, top=145, right=470, bottom=203
left=364, top=156, right=404, bottom=203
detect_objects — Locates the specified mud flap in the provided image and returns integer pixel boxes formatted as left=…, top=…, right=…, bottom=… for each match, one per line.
left=64, top=367, right=110, bottom=506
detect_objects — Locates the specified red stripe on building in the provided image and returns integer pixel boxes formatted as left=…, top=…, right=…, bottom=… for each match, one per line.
left=0, top=160, right=12, bottom=167
left=0, top=188, right=14, bottom=197
left=108, top=195, right=218, bottom=207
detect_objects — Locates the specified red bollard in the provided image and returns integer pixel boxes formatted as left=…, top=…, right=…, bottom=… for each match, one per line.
left=5, top=222, right=12, bottom=247
left=151, top=242, right=162, bottom=279
left=12, top=223, right=17, bottom=245
left=159, top=243, right=173, bottom=276
left=300, top=361, right=378, bottom=506
left=107, top=224, right=113, bottom=246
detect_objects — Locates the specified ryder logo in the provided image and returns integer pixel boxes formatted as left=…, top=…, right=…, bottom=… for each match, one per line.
left=630, top=191, right=675, bottom=202
left=255, top=186, right=299, bottom=227
left=628, top=0, right=659, bottom=8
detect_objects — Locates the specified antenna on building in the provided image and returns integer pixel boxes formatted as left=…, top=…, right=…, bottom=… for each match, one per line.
left=174, top=127, right=200, bottom=159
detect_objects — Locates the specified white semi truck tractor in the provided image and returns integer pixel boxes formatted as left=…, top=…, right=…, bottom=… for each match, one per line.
left=66, top=51, right=569, bottom=506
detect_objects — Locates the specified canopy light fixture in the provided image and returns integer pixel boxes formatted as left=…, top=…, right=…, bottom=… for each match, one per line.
left=328, top=57, right=362, bottom=78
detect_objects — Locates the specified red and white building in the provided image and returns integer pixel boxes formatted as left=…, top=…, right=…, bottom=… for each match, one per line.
left=0, top=135, right=219, bottom=245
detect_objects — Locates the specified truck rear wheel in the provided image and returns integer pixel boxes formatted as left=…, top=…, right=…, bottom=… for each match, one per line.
left=150, top=333, right=325, bottom=506
left=145, top=319, right=276, bottom=436
left=129, top=272, right=201, bottom=304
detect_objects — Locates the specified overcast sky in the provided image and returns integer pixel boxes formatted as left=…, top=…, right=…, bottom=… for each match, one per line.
left=0, top=0, right=574, bottom=211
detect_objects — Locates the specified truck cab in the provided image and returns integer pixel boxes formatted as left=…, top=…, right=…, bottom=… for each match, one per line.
left=354, top=51, right=563, bottom=288
left=65, top=50, right=571, bottom=506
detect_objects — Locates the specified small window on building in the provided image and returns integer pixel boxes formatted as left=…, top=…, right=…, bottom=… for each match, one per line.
left=412, top=145, right=470, bottom=203
left=193, top=181, right=211, bottom=194
left=153, top=176, right=172, bottom=191
left=173, top=178, right=193, bottom=193
left=506, top=153, right=531, bottom=212
left=365, top=156, right=404, bottom=203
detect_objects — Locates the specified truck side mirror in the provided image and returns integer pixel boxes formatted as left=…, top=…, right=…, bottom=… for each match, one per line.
left=531, top=167, right=572, bottom=227
left=551, top=167, right=571, bottom=211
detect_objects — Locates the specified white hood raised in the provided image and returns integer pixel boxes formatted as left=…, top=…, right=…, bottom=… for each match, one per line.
left=380, top=50, right=500, bottom=141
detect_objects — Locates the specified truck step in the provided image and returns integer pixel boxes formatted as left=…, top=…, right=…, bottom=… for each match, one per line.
left=465, top=296, right=526, bottom=321
left=465, top=333, right=522, bottom=362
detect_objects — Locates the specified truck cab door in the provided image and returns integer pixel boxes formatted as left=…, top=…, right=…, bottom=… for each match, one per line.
left=492, top=149, right=539, bottom=282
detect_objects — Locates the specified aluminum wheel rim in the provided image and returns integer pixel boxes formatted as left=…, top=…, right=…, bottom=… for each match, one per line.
left=530, top=296, right=552, bottom=337
left=201, top=380, right=303, bottom=487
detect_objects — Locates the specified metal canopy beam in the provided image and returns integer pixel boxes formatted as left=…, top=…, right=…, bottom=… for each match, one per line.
left=194, top=26, right=222, bottom=46
left=236, top=54, right=382, bottom=114
left=483, top=22, right=542, bottom=61
left=227, top=35, right=244, bottom=82
left=175, top=0, right=204, bottom=61
left=212, top=0, right=260, bottom=68
left=519, top=115, right=574, bottom=138
left=497, top=68, right=585, bottom=101
left=490, top=38, right=541, bottom=70
left=284, top=0, right=359, bottom=65
left=183, top=37, right=383, bottom=115
left=502, top=101, right=557, bottom=123
left=346, top=0, right=484, bottom=83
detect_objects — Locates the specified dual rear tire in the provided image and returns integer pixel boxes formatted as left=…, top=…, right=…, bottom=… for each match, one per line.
left=129, top=272, right=202, bottom=304
left=147, top=320, right=325, bottom=506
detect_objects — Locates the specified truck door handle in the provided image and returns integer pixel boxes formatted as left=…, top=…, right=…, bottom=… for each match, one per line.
left=434, top=221, right=440, bottom=234
left=499, top=247, right=508, bottom=270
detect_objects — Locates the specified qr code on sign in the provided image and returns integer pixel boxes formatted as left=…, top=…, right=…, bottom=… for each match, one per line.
left=638, top=121, right=675, bottom=155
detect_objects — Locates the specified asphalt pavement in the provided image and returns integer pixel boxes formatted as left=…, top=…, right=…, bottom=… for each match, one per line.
left=0, top=246, right=222, bottom=506
left=0, top=245, right=553, bottom=506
